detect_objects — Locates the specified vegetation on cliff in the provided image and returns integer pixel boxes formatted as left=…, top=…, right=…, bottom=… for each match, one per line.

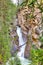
left=0, top=0, right=43, bottom=65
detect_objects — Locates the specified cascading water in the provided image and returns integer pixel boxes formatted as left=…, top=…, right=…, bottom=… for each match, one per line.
left=6, top=1, right=31, bottom=65
left=16, top=26, right=26, bottom=57
left=11, top=0, right=24, bottom=5
left=16, top=26, right=31, bottom=65
left=6, top=26, right=31, bottom=65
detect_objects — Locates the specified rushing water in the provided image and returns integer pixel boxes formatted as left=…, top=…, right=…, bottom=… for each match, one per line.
left=6, top=26, right=31, bottom=65
left=16, top=26, right=31, bottom=65
left=11, top=0, right=18, bottom=5
left=16, top=26, right=26, bottom=57
left=11, top=0, right=24, bottom=5
left=6, top=1, right=31, bottom=65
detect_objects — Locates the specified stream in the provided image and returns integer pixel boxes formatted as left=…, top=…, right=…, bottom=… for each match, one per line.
left=6, top=26, right=31, bottom=65
left=16, top=26, right=31, bottom=65
left=17, top=26, right=26, bottom=57
left=6, top=0, right=31, bottom=65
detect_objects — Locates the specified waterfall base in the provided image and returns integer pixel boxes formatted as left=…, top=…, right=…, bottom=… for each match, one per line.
left=6, top=57, right=31, bottom=65
left=6, top=26, right=31, bottom=65
left=18, top=57, right=31, bottom=65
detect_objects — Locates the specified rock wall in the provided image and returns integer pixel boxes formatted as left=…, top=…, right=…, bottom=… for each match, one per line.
left=9, top=5, right=43, bottom=58
left=17, top=5, right=43, bottom=58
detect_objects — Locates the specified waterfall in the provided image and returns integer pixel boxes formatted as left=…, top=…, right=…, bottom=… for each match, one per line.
left=11, top=0, right=18, bottom=5
left=6, top=1, right=31, bottom=65
left=6, top=26, right=31, bottom=65
left=16, top=26, right=31, bottom=65
left=16, top=26, right=26, bottom=57
left=11, top=0, right=24, bottom=5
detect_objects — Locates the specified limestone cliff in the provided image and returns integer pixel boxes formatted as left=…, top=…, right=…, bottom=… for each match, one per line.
left=16, top=5, right=43, bottom=58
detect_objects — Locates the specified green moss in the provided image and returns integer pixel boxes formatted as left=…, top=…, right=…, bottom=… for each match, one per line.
left=30, top=48, right=43, bottom=65
left=0, top=0, right=17, bottom=63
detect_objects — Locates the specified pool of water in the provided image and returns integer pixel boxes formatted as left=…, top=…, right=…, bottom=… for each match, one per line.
left=6, top=57, right=31, bottom=65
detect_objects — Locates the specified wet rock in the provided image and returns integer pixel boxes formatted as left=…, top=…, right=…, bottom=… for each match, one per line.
left=22, top=33, right=27, bottom=43
left=16, top=5, right=43, bottom=57
left=10, top=36, right=19, bottom=56
left=9, top=26, right=19, bottom=56
left=24, top=41, right=31, bottom=58
left=10, top=44, right=18, bottom=56
left=24, top=35, right=32, bottom=58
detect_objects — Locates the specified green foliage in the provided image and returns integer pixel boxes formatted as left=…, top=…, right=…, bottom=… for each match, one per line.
left=8, top=56, right=21, bottom=65
left=20, top=0, right=43, bottom=12
left=20, top=0, right=27, bottom=6
left=0, top=0, right=17, bottom=63
left=30, top=48, right=43, bottom=65
left=0, top=0, right=43, bottom=64
left=27, top=0, right=37, bottom=6
left=39, top=36, right=43, bottom=42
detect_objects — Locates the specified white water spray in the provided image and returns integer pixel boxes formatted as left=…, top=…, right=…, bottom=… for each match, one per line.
left=6, top=0, right=31, bottom=65
left=11, top=0, right=18, bottom=5
left=11, top=0, right=24, bottom=5
left=16, top=26, right=31, bottom=65
left=16, top=26, right=26, bottom=57
left=6, top=26, right=31, bottom=65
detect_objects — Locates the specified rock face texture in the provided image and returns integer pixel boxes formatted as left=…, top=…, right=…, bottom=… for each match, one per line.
left=16, top=5, right=43, bottom=58
left=9, top=20, right=19, bottom=56
left=9, top=5, right=43, bottom=58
